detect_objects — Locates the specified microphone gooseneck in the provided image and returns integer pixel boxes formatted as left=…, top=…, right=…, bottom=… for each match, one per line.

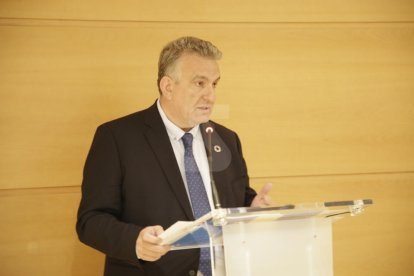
left=206, top=126, right=221, bottom=209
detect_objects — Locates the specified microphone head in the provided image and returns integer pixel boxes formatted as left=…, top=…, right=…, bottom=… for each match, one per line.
left=206, top=126, right=214, bottom=134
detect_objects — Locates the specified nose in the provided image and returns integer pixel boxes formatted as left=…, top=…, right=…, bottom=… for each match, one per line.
left=203, top=84, right=216, bottom=102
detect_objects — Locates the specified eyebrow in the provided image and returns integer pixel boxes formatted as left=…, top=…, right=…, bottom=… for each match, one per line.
left=191, top=75, right=221, bottom=83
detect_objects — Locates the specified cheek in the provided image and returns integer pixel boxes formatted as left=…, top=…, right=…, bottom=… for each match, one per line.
left=184, top=92, right=199, bottom=107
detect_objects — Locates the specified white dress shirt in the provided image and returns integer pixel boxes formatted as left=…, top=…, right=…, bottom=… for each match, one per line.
left=157, top=99, right=214, bottom=211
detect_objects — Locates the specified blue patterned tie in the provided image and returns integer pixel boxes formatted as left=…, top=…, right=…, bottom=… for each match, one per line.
left=182, top=133, right=212, bottom=276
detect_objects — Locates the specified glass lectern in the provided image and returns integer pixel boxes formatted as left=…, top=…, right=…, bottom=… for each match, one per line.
left=159, top=199, right=373, bottom=276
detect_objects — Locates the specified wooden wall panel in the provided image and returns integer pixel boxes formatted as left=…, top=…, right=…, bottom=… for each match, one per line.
left=0, top=173, right=412, bottom=275
left=0, top=0, right=414, bottom=22
left=0, top=187, right=104, bottom=276
left=217, top=23, right=414, bottom=177
left=1, top=21, right=413, bottom=190
left=0, top=21, right=161, bottom=190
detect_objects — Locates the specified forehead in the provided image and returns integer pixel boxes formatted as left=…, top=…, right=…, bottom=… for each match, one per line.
left=177, top=53, right=220, bottom=78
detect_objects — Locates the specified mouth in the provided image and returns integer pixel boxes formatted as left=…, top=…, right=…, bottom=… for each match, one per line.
left=197, top=106, right=211, bottom=112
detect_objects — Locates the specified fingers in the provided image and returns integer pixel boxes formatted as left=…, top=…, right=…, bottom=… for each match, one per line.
left=261, top=182, right=273, bottom=205
left=152, top=225, right=165, bottom=236
left=136, top=226, right=171, bottom=262
left=143, top=226, right=162, bottom=244
left=258, top=182, right=273, bottom=196
left=250, top=183, right=273, bottom=207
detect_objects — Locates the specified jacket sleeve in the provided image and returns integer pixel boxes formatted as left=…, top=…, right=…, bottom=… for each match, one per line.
left=234, top=132, right=257, bottom=207
left=76, top=124, right=142, bottom=267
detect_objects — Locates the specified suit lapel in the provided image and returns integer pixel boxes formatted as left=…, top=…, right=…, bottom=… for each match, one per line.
left=143, top=103, right=194, bottom=220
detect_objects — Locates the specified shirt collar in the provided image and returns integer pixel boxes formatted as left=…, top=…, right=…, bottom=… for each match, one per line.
left=157, top=99, right=200, bottom=140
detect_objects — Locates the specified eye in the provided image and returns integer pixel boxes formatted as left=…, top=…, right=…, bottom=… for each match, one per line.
left=195, top=81, right=205, bottom=87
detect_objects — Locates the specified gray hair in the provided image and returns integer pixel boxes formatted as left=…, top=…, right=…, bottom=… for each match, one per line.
left=157, top=36, right=222, bottom=94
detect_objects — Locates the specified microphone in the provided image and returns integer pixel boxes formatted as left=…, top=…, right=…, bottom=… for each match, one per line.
left=205, top=125, right=222, bottom=209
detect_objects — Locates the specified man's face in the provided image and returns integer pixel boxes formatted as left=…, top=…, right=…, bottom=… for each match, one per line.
left=161, top=54, right=220, bottom=131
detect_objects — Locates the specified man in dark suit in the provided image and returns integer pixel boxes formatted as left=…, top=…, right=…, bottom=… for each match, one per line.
left=76, top=36, right=272, bottom=276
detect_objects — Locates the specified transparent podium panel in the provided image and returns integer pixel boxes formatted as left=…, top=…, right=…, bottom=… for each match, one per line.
left=167, top=222, right=222, bottom=250
left=159, top=199, right=372, bottom=276
left=221, top=216, right=333, bottom=276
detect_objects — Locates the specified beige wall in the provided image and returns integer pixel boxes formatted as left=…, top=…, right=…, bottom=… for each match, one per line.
left=1, top=1, right=413, bottom=275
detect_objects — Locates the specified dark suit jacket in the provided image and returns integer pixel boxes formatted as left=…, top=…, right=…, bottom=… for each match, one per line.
left=76, top=102, right=257, bottom=276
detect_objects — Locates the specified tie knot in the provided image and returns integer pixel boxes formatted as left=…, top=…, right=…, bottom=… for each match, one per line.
left=181, top=133, right=193, bottom=149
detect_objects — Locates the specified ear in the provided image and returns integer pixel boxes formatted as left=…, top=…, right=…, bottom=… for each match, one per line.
left=159, top=76, right=174, bottom=100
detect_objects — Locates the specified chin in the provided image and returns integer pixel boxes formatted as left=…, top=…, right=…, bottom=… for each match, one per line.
left=188, top=119, right=207, bottom=128
left=189, top=113, right=211, bottom=126
left=198, top=117, right=210, bottom=124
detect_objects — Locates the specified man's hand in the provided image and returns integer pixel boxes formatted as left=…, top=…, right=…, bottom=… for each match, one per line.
left=250, top=183, right=273, bottom=207
left=136, top=225, right=171, bottom=261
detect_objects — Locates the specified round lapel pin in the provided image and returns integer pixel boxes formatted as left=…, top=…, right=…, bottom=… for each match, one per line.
left=214, top=145, right=222, bottom=153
